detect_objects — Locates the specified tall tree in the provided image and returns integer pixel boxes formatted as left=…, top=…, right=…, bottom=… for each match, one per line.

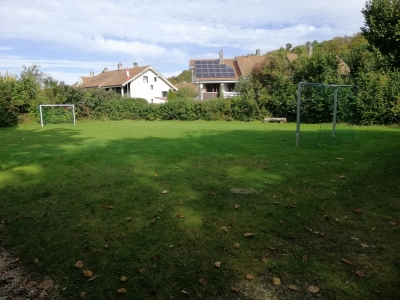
left=361, top=0, right=400, bottom=68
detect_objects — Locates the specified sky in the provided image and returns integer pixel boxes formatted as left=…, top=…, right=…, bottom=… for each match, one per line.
left=0, top=0, right=368, bottom=85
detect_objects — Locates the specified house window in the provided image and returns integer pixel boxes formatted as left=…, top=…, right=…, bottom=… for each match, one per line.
left=143, top=76, right=148, bottom=83
left=154, top=77, right=157, bottom=82
left=162, top=91, right=167, bottom=97
left=150, top=85, right=153, bottom=90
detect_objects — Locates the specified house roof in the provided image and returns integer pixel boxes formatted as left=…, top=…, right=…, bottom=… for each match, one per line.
left=235, top=55, right=265, bottom=77
left=73, top=65, right=177, bottom=90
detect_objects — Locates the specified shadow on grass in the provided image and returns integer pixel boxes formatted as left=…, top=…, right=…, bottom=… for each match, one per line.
left=0, top=122, right=399, bottom=299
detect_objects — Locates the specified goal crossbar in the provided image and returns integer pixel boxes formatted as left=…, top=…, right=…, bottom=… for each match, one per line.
left=39, top=104, right=76, bottom=127
left=295, top=82, right=357, bottom=146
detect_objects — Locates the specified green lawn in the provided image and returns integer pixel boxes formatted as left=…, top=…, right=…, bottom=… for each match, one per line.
left=0, top=120, right=399, bottom=299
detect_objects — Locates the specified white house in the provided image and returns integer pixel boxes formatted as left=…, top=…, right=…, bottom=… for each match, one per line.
left=72, top=63, right=177, bottom=103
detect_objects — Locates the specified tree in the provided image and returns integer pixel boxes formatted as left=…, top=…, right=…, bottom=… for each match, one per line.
left=285, top=43, right=292, bottom=52
left=361, top=0, right=400, bottom=68
left=167, top=90, right=176, bottom=101
left=168, top=70, right=192, bottom=84
left=176, top=86, right=197, bottom=100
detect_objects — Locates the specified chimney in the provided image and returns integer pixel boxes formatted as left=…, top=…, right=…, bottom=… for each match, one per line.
left=90, top=71, right=94, bottom=77
left=118, top=62, right=122, bottom=70
left=308, top=45, right=313, bottom=57
left=103, top=67, right=108, bottom=73
left=256, top=49, right=261, bottom=56
left=133, top=62, right=138, bottom=68
left=219, top=50, right=223, bottom=62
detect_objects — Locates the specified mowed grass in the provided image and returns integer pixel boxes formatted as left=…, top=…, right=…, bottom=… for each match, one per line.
left=0, top=120, right=399, bottom=299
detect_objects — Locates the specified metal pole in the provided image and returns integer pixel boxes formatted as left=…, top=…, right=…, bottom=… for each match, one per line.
left=295, top=82, right=302, bottom=146
left=332, top=87, right=338, bottom=138
left=72, top=105, right=76, bottom=125
left=40, top=105, right=44, bottom=127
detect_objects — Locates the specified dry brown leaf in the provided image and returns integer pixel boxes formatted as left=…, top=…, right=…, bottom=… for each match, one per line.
left=335, top=218, right=340, bottom=222
left=117, top=288, right=127, bottom=294
left=211, top=192, right=216, bottom=196
left=289, top=284, right=298, bottom=291
left=341, top=258, right=353, bottom=265
left=39, top=279, right=54, bottom=290
left=214, top=262, right=221, bottom=268
left=353, top=208, right=362, bottom=214
left=101, top=204, right=114, bottom=209
left=234, top=204, right=240, bottom=209
left=80, top=291, right=86, bottom=298
left=303, top=255, right=308, bottom=260
left=38, top=290, right=47, bottom=298
left=233, top=243, right=240, bottom=248
left=389, top=221, right=397, bottom=226
left=361, top=243, right=369, bottom=248
left=120, top=276, right=128, bottom=282
left=231, top=286, right=240, bottom=293
left=75, top=261, right=84, bottom=268
left=244, top=233, right=254, bottom=237
left=162, top=190, right=168, bottom=194
left=305, top=227, right=313, bottom=232
left=308, top=286, right=320, bottom=294
left=319, top=232, right=326, bottom=237
left=198, top=278, right=207, bottom=286
left=271, top=277, right=281, bottom=285
left=261, top=256, right=267, bottom=263
left=177, top=215, right=184, bottom=218
left=179, top=202, right=184, bottom=206
left=151, top=219, right=156, bottom=223
left=339, top=175, right=346, bottom=179
left=126, top=217, right=131, bottom=222
left=24, top=281, right=37, bottom=289
left=83, top=270, right=93, bottom=277
left=87, top=276, right=97, bottom=282
left=246, top=274, right=254, bottom=280
left=139, top=268, right=146, bottom=274
left=356, top=270, right=365, bottom=278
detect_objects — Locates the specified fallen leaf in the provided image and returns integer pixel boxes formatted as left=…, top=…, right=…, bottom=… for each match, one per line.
left=83, top=270, right=93, bottom=277
left=101, top=204, right=114, bottom=209
left=353, top=208, right=362, bottom=214
left=179, top=202, right=184, bottom=206
left=39, top=279, right=54, bottom=289
left=319, top=232, right=326, bottom=237
left=337, top=158, right=343, bottom=160
left=211, top=192, right=216, bottom=196
left=104, top=244, right=109, bottom=249
left=246, top=274, right=254, bottom=280
left=389, top=221, right=397, bottom=226
left=271, top=277, right=281, bottom=285
left=181, top=290, right=189, bottom=294
left=305, top=227, right=313, bottom=232
left=117, top=288, right=127, bottom=294
left=126, top=217, right=131, bottom=222
left=289, top=284, right=298, bottom=291
left=139, top=268, right=146, bottom=274
left=177, top=215, right=184, bottom=218
left=214, top=262, right=221, bottom=268
left=233, top=243, right=240, bottom=248
left=87, top=276, right=97, bottom=282
left=198, top=278, right=207, bottom=286
left=234, top=204, right=240, bottom=209
left=244, top=233, right=254, bottom=237
left=261, top=256, right=267, bottom=263
left=24, top=281, right=37, bottom=289
left=269, top=247, right=275, bottom=251
left=356, top=270, right=365, bottom=278
left=151, top=219, right=156, bottom=223
left=231, top=286, right=240, bottom=293
left=120, top=276, right=128, bottom=282
left=303, top=255, right=308, bottom=260
left=14, top=257, right=20, bottom=263
left=162, top=190, right=168, bottom=194
left=339, top=175, right=346, bottom=179
left=308, top=286, right=320, bottom=294
left=341, top=258, right=353, bottom=265
left=38, top=290, right=47, bottom=298
left=75, top=261, right=84, bottom=268
left=361, top=243, right=369, bottom=248
left=80, top=291, right=86, bottom=298
left=335, top=218, right=340, bottom=222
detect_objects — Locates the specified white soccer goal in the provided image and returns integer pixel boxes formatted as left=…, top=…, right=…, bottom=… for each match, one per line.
left=39, top=104, right=76, bottom=127
left=295, top=82, right=357, bottom=146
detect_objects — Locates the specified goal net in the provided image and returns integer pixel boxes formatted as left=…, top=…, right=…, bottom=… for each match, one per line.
left=296, top=83, right=357, bottom=147
left=39, top=104, right=76, bottom=127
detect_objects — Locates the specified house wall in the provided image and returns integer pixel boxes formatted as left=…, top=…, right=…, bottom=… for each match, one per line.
left=129, top=69, right=171, bottom=103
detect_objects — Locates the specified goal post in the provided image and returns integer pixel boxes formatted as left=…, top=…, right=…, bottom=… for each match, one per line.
left=296, top=82, right=357, bottom=146
left=39, top=104, right=76, bottom=127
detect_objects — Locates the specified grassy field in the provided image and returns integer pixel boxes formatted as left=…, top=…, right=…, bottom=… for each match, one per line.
left=0, top=120, right=399, bottom=299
